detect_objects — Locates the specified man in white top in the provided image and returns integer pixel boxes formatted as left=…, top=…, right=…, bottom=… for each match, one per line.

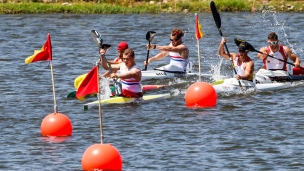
left=257, top=32, right=300, bottom=70
left=218, top=37, right=254, bottom=81
left=145, top=28, right=189, bottom=73
left=99, top=48, right=143, bottom=98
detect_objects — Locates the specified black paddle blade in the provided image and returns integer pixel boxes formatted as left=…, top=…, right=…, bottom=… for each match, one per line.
left=210, top=1, right=221, bottom=30
left=146, top=31, right=156, bottom=42
left=91, top=30, right=103, bottom=48
left=234, top=38, right=257, bottom=52
left=234, top=38, right=246, bottom=47
left=102, top=44, right=111, bottom=51
left=245, top=42, right=257, bottom=52
left=234, top=38, right=256, bottom=52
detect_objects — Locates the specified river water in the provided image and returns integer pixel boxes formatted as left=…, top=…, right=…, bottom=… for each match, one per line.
left=1, top=11, right=304, bottom=170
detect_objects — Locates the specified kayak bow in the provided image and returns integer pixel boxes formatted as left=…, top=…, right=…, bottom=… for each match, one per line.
left=67, top=84, right=168, bottom=98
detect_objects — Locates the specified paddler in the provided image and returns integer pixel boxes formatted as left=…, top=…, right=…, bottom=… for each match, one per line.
left=257, top=32, right=301, bottom=70
left=144, top=28, right=190, bottom=73
left=98, top=41, right=129, bottom=77
left=99, top=48, right=143, bottom=98
left=218, top=37, right=254, bottom=81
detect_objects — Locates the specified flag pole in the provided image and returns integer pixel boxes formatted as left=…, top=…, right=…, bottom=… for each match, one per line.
left=197, top=39, right=201, bottom=82
left=97, top=66, right=104, bottom=144
left=50, top=62, right=57, bottom=113
left=49, top=61, right=58, bottom=113
left=195, top=13, right=202, bottom=82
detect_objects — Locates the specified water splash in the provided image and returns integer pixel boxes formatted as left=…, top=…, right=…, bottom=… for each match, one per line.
left=258, top=8, right=303, bottom=57
left=98, top=77, right=112, bottom=100
left=210, top=56, right=226, bottom=81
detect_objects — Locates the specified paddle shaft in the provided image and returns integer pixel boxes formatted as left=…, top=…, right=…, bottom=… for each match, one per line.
left=144, top=41, right=151, bottom=71
left=144, top=31, right=156, bottom=71
left=219, top=30, right=238, bottom=75
left=210, top=1, right=243, bottom=90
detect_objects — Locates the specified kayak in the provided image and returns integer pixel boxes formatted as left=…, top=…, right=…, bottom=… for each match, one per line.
left=255, top=67, right=304, bottom=84
left=141, top=70, right=212, bottom=81
left=84, top=93, right=171, bottom=110
left=142, top=61, right=212, bottom=81
left=67, top=84, right=168, bottom=98
left=213, top=78, right=292, bottom=94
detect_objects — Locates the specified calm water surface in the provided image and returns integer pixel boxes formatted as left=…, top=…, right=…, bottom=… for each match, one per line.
left=1, top=12, right=304, bottom=170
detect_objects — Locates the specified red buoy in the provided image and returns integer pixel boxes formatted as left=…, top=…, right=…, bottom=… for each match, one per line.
left=40, top=113, right=72, bottom=136
left=185, top=82, right=217, bottom=108
left=82, top=143, right=122, bottom=170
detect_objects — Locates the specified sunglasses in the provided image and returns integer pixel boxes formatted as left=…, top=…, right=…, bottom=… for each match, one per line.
left=238, top=49, right=245, bottom=52
left=268, top=40, right=278, bottom=45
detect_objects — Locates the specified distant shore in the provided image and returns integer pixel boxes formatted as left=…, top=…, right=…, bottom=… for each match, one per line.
left=0, top=0, right=303, bottom=14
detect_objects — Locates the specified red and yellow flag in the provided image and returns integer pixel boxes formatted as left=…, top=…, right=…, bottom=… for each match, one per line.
left=195, top=14, right=204, bottom=40
left=25, top=33, right=52, bottom=64
left=76, top=66, right=99, bottom=101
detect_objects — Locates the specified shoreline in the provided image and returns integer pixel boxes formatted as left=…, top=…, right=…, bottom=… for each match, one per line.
left=0, top=0, right=303, bottom=14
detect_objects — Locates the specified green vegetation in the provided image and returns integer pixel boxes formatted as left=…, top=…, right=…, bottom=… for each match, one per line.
left=0, top=0, right=303, bottom=14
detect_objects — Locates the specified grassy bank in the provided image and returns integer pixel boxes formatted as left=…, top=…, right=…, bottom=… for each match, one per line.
left=0, top=0, right=303, bottom=14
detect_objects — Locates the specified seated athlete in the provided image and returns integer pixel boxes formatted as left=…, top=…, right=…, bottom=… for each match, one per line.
left=99, top=41, right=129, bottom=77
left=257, top=32, right=300, bottom=70
left=144, top=28, right=189, bottom=73
left=218, top=37, right=254, bottom=81
left=99, top=48, right=143, bottom=98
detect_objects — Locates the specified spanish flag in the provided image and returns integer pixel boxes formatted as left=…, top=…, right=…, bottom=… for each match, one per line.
left=76, top=66, right=99, bottom=101
left=195, top=14, right=204, bottom=40
left=25, top=33, right=52, bottom=64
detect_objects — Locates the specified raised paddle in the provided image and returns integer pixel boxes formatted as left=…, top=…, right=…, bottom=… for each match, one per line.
left=234, top=38, right=304, bottom=70
left=144, top=31, right=156, bottom=70
left=210, top=1, right=244, bottom=90
left=90, top=30, right=122, bottom=95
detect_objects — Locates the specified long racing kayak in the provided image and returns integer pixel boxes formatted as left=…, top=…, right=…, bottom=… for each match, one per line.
left=213, top=78, right=292, bottom=94
left=84, top=93, right=171, bottom=110
left=141, top=70, right=212, bottom=81
left=67, top=84, right=168, bottom=98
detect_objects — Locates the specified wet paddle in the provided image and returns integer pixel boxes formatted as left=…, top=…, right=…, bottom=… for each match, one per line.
left=234, top=38, right=304, bottom=70
left=210, top=1, right=244, bottom=90
left=90, top=30, right=122, bottom=96
left=144, top=31, right=156, bottom=70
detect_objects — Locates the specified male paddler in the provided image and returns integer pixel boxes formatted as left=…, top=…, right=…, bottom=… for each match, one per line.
left=144, top=28, right=190, bottom=73
left=218, top=37, right=254, bottom=81
left=99, top=48, right=143, bottom=98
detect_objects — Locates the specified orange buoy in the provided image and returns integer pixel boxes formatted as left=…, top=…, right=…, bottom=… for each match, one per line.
left=82, top=144, right=122, bottom=171
left=185, top=82, right=217, bottom=108
left=40, top=113, right=72, bottom=136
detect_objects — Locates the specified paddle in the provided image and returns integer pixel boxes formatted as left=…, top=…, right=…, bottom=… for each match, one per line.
left=234, top=38, right=304, bottom=70
left=210, top=1, right=244, bottom=90
left=91, top=30, right=122, bottom=96
left=144, top=31, right=156, bottom=70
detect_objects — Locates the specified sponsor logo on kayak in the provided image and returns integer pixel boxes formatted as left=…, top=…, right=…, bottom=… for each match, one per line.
left=156, top=72, right=166, bottom=75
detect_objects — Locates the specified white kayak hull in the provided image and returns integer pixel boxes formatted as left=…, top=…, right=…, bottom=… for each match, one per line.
left=213, top=78, right=292, bottom=94
left=255, top=68, right=304, bottom=83
left=84, top=93, right=171, bottom=110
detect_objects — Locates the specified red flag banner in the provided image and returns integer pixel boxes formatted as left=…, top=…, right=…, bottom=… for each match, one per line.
left=76, top=66, right=99, bottom=101
left=195, top=14, right=204, bottom=40
left=25, top=33, right=52, bottom=64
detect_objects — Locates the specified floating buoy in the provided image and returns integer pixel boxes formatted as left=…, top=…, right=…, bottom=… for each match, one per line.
left=185, top=82, right=217, bottom=108
left=40, top=113, right=72, bottom=136
left=82, top=143, right=122, bottom=171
